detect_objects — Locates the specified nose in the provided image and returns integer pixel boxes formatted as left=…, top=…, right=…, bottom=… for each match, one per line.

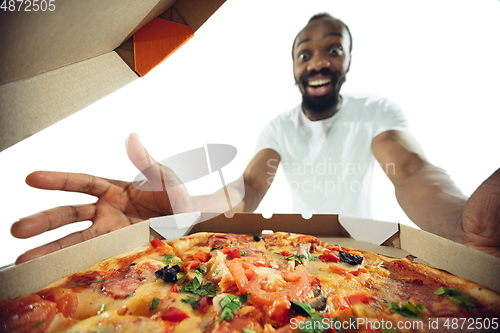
left=307, top=54, right=331, bottom=72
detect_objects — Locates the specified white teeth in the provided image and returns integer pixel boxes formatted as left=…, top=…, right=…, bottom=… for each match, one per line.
left=308, top=79, right=331, bottom=87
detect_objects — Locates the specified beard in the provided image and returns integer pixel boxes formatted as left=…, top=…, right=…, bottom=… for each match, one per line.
left=297, top=69, right=345, bottom=116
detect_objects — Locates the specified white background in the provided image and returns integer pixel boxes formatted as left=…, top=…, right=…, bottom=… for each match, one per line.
left=1, top=0, right=499, bottom=267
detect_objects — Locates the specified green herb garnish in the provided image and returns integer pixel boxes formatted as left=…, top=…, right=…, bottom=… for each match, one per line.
left=242, top=329, right=259, bottom=333
left=161, top=254, right=177, bottom=265
left=150, top=297, right=160, bottom=310
left=97, top=303, right=106, bottom=314
left=434, top=287, right=476, bottom=310
left=218, top=294, right=249, bottom=321
left=177, top=272, right=187, bottom=284
left=182, top=296, right=201, bottom=309
left=281, top=254, right=307, bottom=265
left=179, top=268, right=217, bottom=297
left=306, top=248, right=318, bottom=261
left=291, top=301, right=327, bottom=332
left=387, top=301, right=424, bottom=319
left=31, top=319, right=46, bottom=327
left=128, top=293, right=135, bottom=297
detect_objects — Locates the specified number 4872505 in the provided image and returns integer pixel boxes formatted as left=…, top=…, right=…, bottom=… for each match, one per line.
left=1, top=0, right=56, bottom=12
left=443, top=318, right=498, bottom=330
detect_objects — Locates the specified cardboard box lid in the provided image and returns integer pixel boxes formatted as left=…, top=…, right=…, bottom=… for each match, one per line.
left=0, top=0, right=226, bottom=151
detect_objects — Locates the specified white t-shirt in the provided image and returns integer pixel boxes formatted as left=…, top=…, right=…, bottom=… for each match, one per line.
left=255, top=94, right=408, bottom=218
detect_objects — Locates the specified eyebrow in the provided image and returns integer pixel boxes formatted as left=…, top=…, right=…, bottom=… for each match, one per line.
left=296, top=32, right=343, bottom=48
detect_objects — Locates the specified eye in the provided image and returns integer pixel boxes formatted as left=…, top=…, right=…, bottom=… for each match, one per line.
left=328, top=46, right=344, bottom=56
left=298, top=52, right=310, bottom=61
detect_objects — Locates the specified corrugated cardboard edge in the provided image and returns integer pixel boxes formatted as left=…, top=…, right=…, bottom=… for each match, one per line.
left=400, top=225, right=500, bottom=293
left=0, top=51, right=137, bottom=151
left=190, top=213, right=348, bottom=236
left=174, top=0, right=226, bottom=33
left=0, top=220, right=150, bottom=300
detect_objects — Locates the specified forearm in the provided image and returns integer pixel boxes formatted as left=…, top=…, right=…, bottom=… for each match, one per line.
left=394, top=163, right=467, bottom=242
left=191, top=177, right=265, bottom=214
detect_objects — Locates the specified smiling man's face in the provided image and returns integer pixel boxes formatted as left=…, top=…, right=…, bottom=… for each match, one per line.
left=293, top=16, right=351, bottom=119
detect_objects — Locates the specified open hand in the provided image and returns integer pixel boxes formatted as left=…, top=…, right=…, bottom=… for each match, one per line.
left=11, top=134, right=192, bottom=264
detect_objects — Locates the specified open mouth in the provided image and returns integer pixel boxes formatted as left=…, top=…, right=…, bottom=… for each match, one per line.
left=308, top=79, right=331, bottom=88
left=306, top=78, right=332, bottom=96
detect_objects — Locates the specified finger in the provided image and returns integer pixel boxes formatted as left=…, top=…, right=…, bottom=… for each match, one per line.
left=126, top=133, right=159, bottom=170
left=26, top=171, right=112, bottom=197
left=11, top=204, right=96, bottom=239
left=15, top=226, right=100, bottom=264
left=126, top=133, right=164, bottom=184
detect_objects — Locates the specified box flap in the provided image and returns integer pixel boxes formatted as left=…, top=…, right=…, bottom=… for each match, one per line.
left=0, top=220, right=150, bottom=300
left=0, top=51, right=137, bottom=151
left=0, top=0, right=226, bottom=151
left=338, top=215, right=399, bottom=245
left=150, top=212, right=202, bottom=240
left=400, top=225, right=500, bottom=293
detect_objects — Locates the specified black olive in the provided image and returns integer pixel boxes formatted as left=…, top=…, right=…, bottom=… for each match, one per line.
left=253, top=235, right=264, bottom=242
left=155, top=264, right=181, bottom=283
left=130, top=263, right=136, bottom=266
left=339, top=251, right=363, bottom=265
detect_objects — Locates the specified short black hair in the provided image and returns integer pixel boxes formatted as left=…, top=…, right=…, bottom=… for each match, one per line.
left=292, top=13, right=353, bottom=59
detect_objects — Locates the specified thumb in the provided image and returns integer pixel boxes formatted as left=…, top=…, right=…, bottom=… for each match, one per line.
left=126, top=133, right=163, bottom=185
left=126, top=133, right=156, bottom=171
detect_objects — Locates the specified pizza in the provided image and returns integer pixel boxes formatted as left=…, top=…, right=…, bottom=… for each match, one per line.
left=1, top=232, right=499, bottom=332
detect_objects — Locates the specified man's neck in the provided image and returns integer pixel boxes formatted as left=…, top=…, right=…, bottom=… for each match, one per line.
left=302, top=95, right=343, bottom=121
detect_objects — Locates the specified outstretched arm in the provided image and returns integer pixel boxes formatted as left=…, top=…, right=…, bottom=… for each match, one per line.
left=192, top=148, right=281, bottom=214
left=11, top=135, right=280, bottom=263
left=372, top=130, right=500, bottom=256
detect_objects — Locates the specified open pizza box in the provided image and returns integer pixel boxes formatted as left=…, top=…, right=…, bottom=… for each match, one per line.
left=1, top=212, right=499, bottom=301
left=0, top=0, right=226, bottom=152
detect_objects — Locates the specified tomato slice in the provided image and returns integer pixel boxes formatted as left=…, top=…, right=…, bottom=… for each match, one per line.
left=253, top=258, right=268, bottom=267
left=222, top=247, right=242, bottom=259
left=192, top=252, right=211, bottom=262
left=170, top=284, right=179, bottom=293
left=229, top=258, right=311, bottom=306
left=267, top=299, right=292, bottom=326
left=180, top=260, right=201, bottom=273
left=0, top=294, right=57, bottom=332
left=331, top=295, right=351, bottom=310
left=319, top=250, right=340, bottom=263
left=150, top=238, right=166, bottom=248
left=38, top=287, right=78, bottom=318
left=197, top=297, right=211, bottom=313
left=347, top=292, right=373, bottom=305
left=161, top=306, right=190, bottom=322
